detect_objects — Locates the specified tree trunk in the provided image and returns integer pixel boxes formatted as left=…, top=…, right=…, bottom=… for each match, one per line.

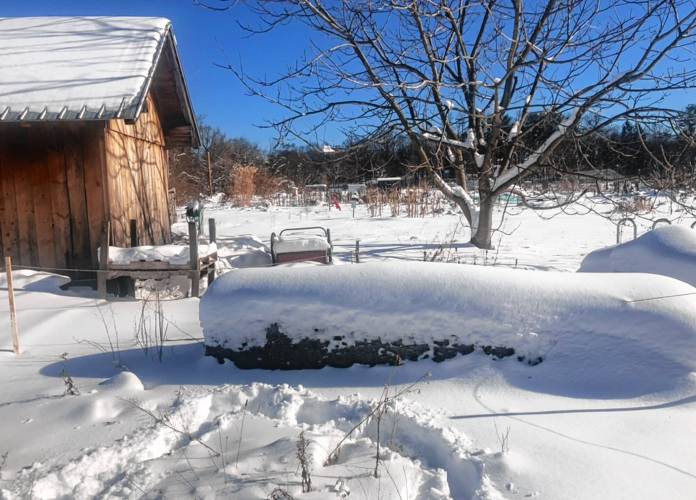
left=471, top=195, right=494, bottom=249
left=427, top=168, right=494, bottom=249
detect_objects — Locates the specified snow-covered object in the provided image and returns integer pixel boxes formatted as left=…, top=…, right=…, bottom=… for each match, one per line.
left=509, top=121, right=520, bottom=138
left=201, top=261, right=696, bottom=367
left=422, top=129, right=476, bottom=150
left=474, top=151, right=484, bottom=168
left=464, top=128, right=476, bottom=149
left=216, top=235, right=272, bottom=269
left=579, top=225, right=696, bottom=286
left=0, top=17, right=170, bottom=121
left=102, top=243, right=217, bottom=266
left=273, top=236, right=330, bottom=254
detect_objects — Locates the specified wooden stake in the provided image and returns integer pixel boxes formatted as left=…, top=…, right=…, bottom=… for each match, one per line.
left=208, top=218, right=216, bottom=244
left=189, top=221, right=200, bottom=298
left=5, top=256, right=20, bottom=354
left=207, top=218, right=216, bottom=285
left=97, top=221, right=110, bottom=299
left=207, top=150, right=213, bottom=196
left=130, top=219, right=138, bottom=247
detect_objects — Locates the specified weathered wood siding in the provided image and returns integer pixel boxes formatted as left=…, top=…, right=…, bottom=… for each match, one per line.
left=0, top=124, right=106, bottom=270
left=0, top=93, right=172, bottom=271
left=105, top=93, right=171, bottom=247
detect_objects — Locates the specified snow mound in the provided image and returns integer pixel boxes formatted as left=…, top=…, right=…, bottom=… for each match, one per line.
left=202, top=261, right=696, bottom=371
left=98, top=371, right=145, bottom=392
left=8, top=394, right=213, bottom=500
left=579, top=225, right=696, bottom=286
left=0, top=270, right=70, bottom=292
left=215, top=235, right=272, bottom=269
left=5, top=384, right=496, bottom=499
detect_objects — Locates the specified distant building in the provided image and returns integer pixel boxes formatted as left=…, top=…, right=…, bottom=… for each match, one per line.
left=574, top=168, right=627, bottom=182
left=0, top=17, right=198, bottom=271
left=366, top=177, right=402, bottom=190
left=303, top=184, right=327, bottom=203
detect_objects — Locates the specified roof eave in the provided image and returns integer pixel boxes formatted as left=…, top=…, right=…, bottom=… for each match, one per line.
left=165, top=30, right=201, bottom=148
left=123, top=23, right=201, bottom=148
left=130, top=26, right=200, bottom=148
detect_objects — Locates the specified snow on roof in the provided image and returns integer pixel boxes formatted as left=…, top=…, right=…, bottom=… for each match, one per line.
left=0, top=17, right=172, bottom=122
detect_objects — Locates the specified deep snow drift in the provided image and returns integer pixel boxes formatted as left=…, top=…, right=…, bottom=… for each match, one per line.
left=202, top=261, right=696, bottom=372
left=579, top=225, right=696, bottom=287
left=0, top=269, right=70, bottom=292
left=5, top=383, right=491, bottom=500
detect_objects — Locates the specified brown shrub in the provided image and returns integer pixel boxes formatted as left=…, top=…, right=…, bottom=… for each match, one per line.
left=228, top=165, right=258, bottom=206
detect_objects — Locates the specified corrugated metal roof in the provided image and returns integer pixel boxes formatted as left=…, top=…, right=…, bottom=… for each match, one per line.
left=0, top=16, right=172, bottom=122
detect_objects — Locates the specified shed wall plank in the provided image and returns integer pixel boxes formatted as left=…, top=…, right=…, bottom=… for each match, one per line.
left=63, top=128, right=93, bottom=269
left=105, top=93, right=171, bottom=248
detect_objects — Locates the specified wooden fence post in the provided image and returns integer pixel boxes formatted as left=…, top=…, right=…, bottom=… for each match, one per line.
left=97, top=221, right=110, bottom=299
left=208, top=218, right=216, bottom=244
left=5, top=256, right=20, bottom=354
left=189, top=221, right=200, bottom=297
left=355, top=239, right=360, bottom=263
left=207, top=150, right=213, bottom=197
left=130, top=219, right=138, bottom=247
left=207, top=218, right=217, bottom=285
left=126, top=219, right=138, bottom=297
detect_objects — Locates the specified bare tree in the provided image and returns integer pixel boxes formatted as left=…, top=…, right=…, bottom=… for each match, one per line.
left=171, top=119, right=266, bottom=199
left=214, top=0, right=696, bottom=247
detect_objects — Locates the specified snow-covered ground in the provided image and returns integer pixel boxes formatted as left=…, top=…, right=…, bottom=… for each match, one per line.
left=190, top=196, right=693, bottom=272
left=2, top=197, right=696, bottom=499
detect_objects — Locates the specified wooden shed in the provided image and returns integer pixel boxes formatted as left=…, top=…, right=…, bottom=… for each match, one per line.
left=0, top=17, right=199, bottom=275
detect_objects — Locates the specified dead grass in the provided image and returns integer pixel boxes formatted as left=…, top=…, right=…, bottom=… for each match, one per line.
left=229, top=165, right=258, bottom=206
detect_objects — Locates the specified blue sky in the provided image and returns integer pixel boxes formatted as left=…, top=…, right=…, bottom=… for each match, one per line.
left=2, top=0, right=315, bottom=149
left=4, top=1, right=695, bottom=150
